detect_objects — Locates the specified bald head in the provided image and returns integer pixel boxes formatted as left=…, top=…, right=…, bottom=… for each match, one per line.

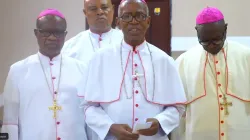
left=118, top=0, right=149, bottom=17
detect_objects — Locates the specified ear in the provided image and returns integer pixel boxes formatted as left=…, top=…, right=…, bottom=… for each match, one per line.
left=83, top=9, right=87, bottom=16
left=34, top=29, right=38, bottom=37
left=195, top=26, right=198, bottom=31
left=116, top=17, right=120, bottom=27
left=64, top=31, right=68, bottom=37
left=146, top=16, right=151, bottom=26
left=225, top=23, right=228, bottom=30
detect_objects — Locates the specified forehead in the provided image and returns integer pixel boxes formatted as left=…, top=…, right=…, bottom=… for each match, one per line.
left=197, top=23, right=225, bottom=38
left=38, top=15, right=66, bottom=30
left=121, top=2, right=146, bottom=14
left=85, top=0, right=110, bottom=6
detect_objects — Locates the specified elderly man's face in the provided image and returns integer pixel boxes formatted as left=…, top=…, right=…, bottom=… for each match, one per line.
left=34, top=15, right=67, bottom=58
left=196, top=21, right=227, bottom=54
left=84, top=0, right=114, bottom=33
left=117, top=1, right=150, bottom=43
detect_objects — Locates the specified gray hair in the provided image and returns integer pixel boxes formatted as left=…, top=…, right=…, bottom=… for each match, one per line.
left=118, top=0, right=149, bottom=17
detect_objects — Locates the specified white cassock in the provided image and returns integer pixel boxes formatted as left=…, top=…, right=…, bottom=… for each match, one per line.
left=62, top=28, right=123, bottom=139
left=82, top=40, right=187, bottom=140
left=62, top=28, right=123, bottom=63
left=1, top=52, right=88, bottom=140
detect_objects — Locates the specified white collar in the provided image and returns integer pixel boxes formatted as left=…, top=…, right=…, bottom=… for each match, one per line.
left=38, top=51, right=61, bottom=62
left=121, top=39, right=146, bottom=51
left=88, top=28, right=113, bottom=39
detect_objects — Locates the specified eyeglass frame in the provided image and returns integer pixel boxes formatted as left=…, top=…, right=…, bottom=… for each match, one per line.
left=35, top=29, right=67, bottom=38
left=118, top=12, right=149, bottom=23
left=198, top=32, right=226, bottom=46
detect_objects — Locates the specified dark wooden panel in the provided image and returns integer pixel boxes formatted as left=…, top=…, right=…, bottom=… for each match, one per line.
left=145, top=1, right=171, bottom=55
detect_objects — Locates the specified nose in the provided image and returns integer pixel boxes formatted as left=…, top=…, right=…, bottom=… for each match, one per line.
left=47, top=33, right=57, bottom=40
left=97, top=8, right=104, bottom=15
left=130, top=17, right=139, bottom=24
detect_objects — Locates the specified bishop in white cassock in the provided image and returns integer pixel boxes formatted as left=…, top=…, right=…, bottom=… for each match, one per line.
left=173, top=7, right=250, bottom=140
left=1, top=9, right=88, bottom=140
left=62, top=0, right=123, bottom=63
left=81, top=0, right=186, bottom=140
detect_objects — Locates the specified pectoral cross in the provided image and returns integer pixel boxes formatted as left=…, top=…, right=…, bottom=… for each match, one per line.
left=220, top=95, right=232, bottom=115
left=132, top=71, right=144, bottom=79
left=48, top=100, right=62, bottom=118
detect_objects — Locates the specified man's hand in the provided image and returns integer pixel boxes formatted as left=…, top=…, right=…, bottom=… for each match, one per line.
left=110, top=124, right=139, bottom=140
left=137, top=118, right=160, bottom=136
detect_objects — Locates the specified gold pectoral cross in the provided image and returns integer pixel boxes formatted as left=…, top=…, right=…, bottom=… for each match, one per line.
left=49, top=100, right=62, bottom=118
left=220, top=95, right=232, bottom=115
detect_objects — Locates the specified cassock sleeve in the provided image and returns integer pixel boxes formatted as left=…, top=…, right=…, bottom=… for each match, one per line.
left=79, top=55, right=115, bottom=140
left=154, top=105, right=185, bottom=135
left=1, top=65, right=20, bottom=140
left=167, top=55, right=187, bottom=140
left=153, top=56, right=186, bottom=136
left=76, top=61, right=89, bottom=97
left=81, top=101, right=114, bottom=140
left=61, top=36, right=78, bottom=57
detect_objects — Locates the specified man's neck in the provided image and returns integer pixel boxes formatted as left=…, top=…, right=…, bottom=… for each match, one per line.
left=39, top=51, right=60, bottom=61
left=90, top=27, right=112, bottom=35
left=124, top=38, right=145, bottom=49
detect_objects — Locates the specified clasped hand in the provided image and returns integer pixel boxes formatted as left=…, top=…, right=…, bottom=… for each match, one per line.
left=110, top=118, right=160, bottom=140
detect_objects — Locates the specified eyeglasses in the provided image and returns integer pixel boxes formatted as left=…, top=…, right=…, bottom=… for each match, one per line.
left=119, top=12, right=148, bottom=22
left=199, top=32, right=225, bottom=46
left=87, top=6, right=111, bottom=13
left=36, top=29, right=66, bottom=38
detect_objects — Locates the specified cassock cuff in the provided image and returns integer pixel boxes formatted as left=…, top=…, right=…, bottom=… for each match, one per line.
left=154, top=112, right=177, bottom=135
left=99, top=121, right=114, bottom=140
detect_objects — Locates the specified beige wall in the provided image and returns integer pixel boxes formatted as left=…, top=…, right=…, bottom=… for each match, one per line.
left=0, top=0, right=85, bottom=93
left=1, top=0, right=250, bottom=91
left=172, top=0, right=250, bottom=37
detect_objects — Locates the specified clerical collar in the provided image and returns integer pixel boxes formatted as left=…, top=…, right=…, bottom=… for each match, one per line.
left=38, top=51, right=61, bottom=62
left=89, top=28, right=113, bottom=39
left=122, top=39, right=146, bottom=51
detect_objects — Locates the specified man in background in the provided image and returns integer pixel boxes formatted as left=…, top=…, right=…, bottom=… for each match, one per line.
left=62, top=0, right=123, bottom=63
left=175, top=7, right=250, bottom=140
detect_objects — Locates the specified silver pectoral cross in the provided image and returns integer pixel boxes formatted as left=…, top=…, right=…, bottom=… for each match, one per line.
left=132, top=71, right=144, bottom=79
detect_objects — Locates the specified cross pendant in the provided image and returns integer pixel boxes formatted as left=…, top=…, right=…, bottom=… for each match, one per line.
left=220, top=95, right=232, bottom=115
left=48, top=100, right=62, bottom=118
left=132, top=71, right=144, bottom=79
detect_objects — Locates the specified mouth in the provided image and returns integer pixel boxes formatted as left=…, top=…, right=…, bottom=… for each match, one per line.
left=45, top=43, right=58, bottom=48
left=128, top=28, right=141, bottom=33
left=96, top=17, right=107, bottom=21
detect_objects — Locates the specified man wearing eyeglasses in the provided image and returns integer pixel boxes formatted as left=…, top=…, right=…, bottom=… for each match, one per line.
left=62, top=0, right=123, bottom=64
left=1, top=9, right=88, bottom=140
left=81, top=0, right=186, bottom=140
left=175, top=7, right=250, bottom=140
